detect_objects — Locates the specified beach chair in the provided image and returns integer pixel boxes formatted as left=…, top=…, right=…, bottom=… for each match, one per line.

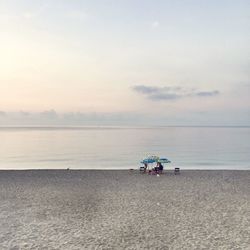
left=140, top=166, right=145, bottom=171
left=174, top=168, right=180, bottom=174
left=140, top=166, right=147, bottom=173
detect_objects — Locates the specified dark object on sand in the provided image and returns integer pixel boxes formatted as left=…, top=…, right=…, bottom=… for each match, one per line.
left=140, top=163, right=148, bottom=173
left=140, top=166, right=145, bottom=171
left=174, top=168, right=180, bottom=174
left=159, top=163, right=163, bottom=170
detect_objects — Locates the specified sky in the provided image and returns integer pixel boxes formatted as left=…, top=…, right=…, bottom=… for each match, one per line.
left=0, top=0, right=249, bottom=126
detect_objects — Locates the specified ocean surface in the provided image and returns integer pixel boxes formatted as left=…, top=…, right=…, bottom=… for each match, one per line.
left=0, top=126, right=249, bottom=170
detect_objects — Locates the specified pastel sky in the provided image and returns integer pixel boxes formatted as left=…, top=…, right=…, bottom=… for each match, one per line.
left=0, top=0, right=249, bottom=125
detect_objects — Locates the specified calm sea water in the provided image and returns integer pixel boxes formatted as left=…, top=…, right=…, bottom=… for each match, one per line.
left=0, top=127, right=249, bottom=170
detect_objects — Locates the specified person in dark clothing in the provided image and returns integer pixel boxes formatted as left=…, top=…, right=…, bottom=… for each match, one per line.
left=158, top=162, right=163, bottom=172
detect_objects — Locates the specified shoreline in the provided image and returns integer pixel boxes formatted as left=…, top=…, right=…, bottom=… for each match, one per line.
left=0, top=168, right=250, bottom=171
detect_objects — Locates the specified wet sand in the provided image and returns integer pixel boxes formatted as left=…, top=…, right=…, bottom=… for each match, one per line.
left=0, top=170, right=249, bottom=249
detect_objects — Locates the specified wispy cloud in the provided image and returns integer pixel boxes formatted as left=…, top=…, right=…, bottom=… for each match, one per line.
left=0, top=111, right=6, bottom=116
left=196, top=91, right=219, bottom=97
left=132, top=85, right=220, bottom=101
left=0, top=110, right=147, bottom=126
left=133, top=85, right=159, bottom=94
left=40, top=110, right=58, bottom=119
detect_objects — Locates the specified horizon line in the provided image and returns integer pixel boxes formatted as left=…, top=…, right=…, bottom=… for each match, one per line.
left=0, top=125, right=250, bottom=130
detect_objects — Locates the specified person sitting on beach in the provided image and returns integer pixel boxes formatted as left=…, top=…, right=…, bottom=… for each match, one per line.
left=158, top=163, right=163, bottom=173
left=153, top=163, right=159, bottom=173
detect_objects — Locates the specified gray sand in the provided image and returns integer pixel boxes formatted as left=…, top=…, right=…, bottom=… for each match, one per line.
left=0, top=170, right=249, bottom=249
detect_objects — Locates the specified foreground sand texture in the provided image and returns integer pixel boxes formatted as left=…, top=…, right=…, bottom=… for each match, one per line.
left=0, top=170, right=249, bottom=249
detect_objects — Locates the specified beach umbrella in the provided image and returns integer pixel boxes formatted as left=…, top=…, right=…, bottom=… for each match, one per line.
left=157, top=158, right=171, bottom=164
left=140, top=156, right=160, bottom=171
left=141, top=155, right=159, bottom=164
left=141, top=158, right=155, bottom=164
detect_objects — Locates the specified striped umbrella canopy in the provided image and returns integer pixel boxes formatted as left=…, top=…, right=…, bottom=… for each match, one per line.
left=157, top=158, right=171, bottom=164
left=141, top=155, right=159, bottom=164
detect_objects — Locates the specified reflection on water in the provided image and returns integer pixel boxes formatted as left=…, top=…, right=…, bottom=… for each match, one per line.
left=0, top=127, right=249, bottom=170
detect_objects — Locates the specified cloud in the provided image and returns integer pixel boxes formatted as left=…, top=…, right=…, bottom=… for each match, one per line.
left=132, top=85, right=159, bottom=94
left=149, top=93, right=180, bottom=100
left=0, top=109, right=249, bottom=127
left=40, top=109, right=58, bottom=119
left=0, top=111, right=6, bottom=116
left=132, top=85, right=220, bottom=101
left=0, top=111, right=148, bottom=126
left=196, top=91, right=219, bottom=96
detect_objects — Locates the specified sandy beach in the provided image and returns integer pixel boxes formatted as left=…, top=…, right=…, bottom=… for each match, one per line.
left=0, top=170, right=249, bottom=249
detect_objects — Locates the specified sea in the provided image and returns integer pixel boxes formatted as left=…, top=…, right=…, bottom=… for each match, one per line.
left=0, top=126, right=249, bottom=170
